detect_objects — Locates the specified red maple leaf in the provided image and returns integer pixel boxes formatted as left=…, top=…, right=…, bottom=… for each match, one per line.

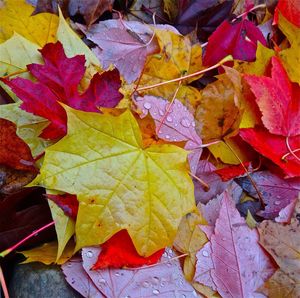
left=274, top=0, right=300, bottom=27
left=47, top=193, right=79, bottom=220
left=244, top=56, right=300, bottom=137
left=203, top=18, right=266, bottom=66
left=1, top=42, right=122, bottom=140
left=0, top=118, right=36, bottom=172
left=93, top=230, right=164, bottom=269
left=240, top=127, right=300, bottom=178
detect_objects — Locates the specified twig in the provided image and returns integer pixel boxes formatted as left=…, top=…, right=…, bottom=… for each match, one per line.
left=224, top=141, right=265, bottom=207
left=136, top=55, right=233, bottom=92
left=285, top=136, right=300, bottom=162
left=0, top=266, right=9, bottom=298
left=0, top=221, right=55, bottom=258
left=189, top=171, right=210, bottom=191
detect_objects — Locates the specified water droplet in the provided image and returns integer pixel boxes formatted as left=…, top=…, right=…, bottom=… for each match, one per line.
left=153, top=111, right=157, bottom=115
left=174, top=122, right=178, bottom=127
left=125, top=296, right=131, bottom=298
left=162, top=252, right=168, bottom=257
left=159, top=109, right=164, bottom=116
left=158, top=130, right=162, bottom=134
left=274, top=201, right=281, bottom=206
left=193, top=290, right=198, bottom=297
left=152, top=289, right=160, bottom=295
left=222, top=237, right=226, bottom=241
left=86, top=251, right=93, bottom=258
left=99, top=278, right=106, bottom=285
left=202, top=250, right=209, bottom=257
left=181, top=118, right=191, bottom=128
left=152, top=276, right=160, bottom=285
left=135, top=97, right=143, bottom=101
left=165, top=135, right=170, bottom=139
left=144, top=102, right=152, bottom=109
left=115, top=272, right=121, bottom=277
left=192, top=121, right=196, bottom=127
left=276, top=195, right=281, bottom=199
left=174, top=137, right=177, bottom=141
left=182, top=294, right=186, bottom=298
left=142, top=281, right=150, bottom=288
left=67, top=263, right=72, bottom=267
left=160, top=282, right=166, bottom=287
left=167, top=262, right=172, bottom=267
left=166, top=116, right=173, bottom=122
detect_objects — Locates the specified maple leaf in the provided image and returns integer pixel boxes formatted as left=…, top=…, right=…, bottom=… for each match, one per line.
left=0, top=118, right=36, bottom=172
left=275, top=0, right=300, bottom=28
left=175, top=0, right=233, bottom=41
left=0, top=0, right=58, bottom=46
left=195, top=192, right=275, bottom=297
left=2, top=42, right=122, bottom=140
left=139, top=28, right=203, bottom=105
left=0, top=33, right=42, bottom=101
left=195, top=67, right=242, bottom=142
left=47, top=193, right=78, bottom=220
left=30, top=107, right=195, bottom=256
left=81, top=247, right=196, bottom=297
left=258, top=197, right=300, bottom=297
left=240, top=127, right=300, bottom=178
left=62, top=258, right=102, bottom=298
left=173, top=212, right=207, bottom=281
left=203, top=18, right=266, bottom=66
left=277, top=12, right=300, bottom=85
left=134, top=95, right=202, bottom=173
left=0, top=188, right=55, bottom=252
left=93, top=230, right=164, bottom=269
left=78, top=20, right=161, bottom=83
left=244, top=56, right=300, bottom=137
left=236, top=171, right=300, bottom=219
left=20, top=240, right=74, bottom=265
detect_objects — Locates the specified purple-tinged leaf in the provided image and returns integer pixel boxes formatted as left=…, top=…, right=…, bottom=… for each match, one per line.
left=62, top=258, right=103, bottom=298
left=210, top=192, right=275, bottom=297
left=134, top=95, right=202, bottom=174
left=236, top=171, right=300, bottom=219
left=82, top=247, right=197, bottom=298
left=275, top=200, right=297, bottom=223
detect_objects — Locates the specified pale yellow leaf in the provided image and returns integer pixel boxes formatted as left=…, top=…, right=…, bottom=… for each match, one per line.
left=0, top=0, right=58, bottom=46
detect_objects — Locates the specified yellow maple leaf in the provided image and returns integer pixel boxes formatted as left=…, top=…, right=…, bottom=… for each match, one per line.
left=19, top=241, right=74, bottom=265
left=30, top=107, right=195, bottom=256
left=278, top=12, right=300, bottom=84
left=0, top=0, right=58, bottom=47
left=139, top=29, right=203, bottom=107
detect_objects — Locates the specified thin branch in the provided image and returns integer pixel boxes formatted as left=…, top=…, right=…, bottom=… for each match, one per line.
left=189, top=171, right=210, bottom=191
left=0, top=221, right=55, bottom=258
left=285, top=136, right=300, bottom=162
left=136, top=55, right=233, bottom=92
left=0, top=266, right=9, bottom=298
left=224, top=140, right=265, bottom=207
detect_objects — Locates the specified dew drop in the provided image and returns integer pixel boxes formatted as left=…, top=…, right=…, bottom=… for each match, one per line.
left=86, top=251, right=93, bottom=258
left=174, top=122, right=178, bottom=127
left=202, top=250, right=209, bottom=257
left=159, top=109, right=164, bottom=116
left=160, top=282, right=166, bottom=287
left=135, top=97, right=143, bottom=101
left=182, top=294, right=186, bottom=298
left=142, top=281, right=150, bottom=288
left=125, top=296, right=131, bottom=298
left=165, top=135, right=170, bottom=139
left=276, top=195, right=281, bottom=199
left=193, top=290, right=198, bottom=297
left=152, top=276, right=160, bottom=285
left=274, top=201, right=281, bottom=206
left=222, top=237, right=226, bottom=241
left=153, top=111, right=157, bottom=115
left=181, top=118, right=191, bottom=128
left=98, top=278, right=106, bottom=285
left=144, top=102, right=152, bottom=109
left=158, top=130, right=163, bottom=134
left=115, top=272, right=121, bottom=277
left=192, top=121, right=196, bottom=127
left=152, top=289, right=160, bottom=295
left=67, top=263, right=72, bottom=267
left=166, top=116, right=173, bottom=122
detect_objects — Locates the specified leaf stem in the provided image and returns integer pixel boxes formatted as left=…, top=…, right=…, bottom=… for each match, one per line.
left=136, top=55, right=233, bottom=92
left=189, top=171, right=210, bottom=191
left=223, top=140, right=265, bottom=207
left=1, top=69, right=28, bottom=79
left=232, top=4, right=266, bottom=22
left=0, top=266, right=9, bottom=298
left=285, top=136, right=300, bottom=162
left=0, top=221, right=55, bottom=258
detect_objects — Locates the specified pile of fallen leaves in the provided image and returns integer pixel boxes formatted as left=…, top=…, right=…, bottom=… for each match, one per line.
left=0, top=0, right=299, bottom=297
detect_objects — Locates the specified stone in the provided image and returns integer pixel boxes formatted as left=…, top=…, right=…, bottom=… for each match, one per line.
left=9, top=263, right=82, bottom=298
